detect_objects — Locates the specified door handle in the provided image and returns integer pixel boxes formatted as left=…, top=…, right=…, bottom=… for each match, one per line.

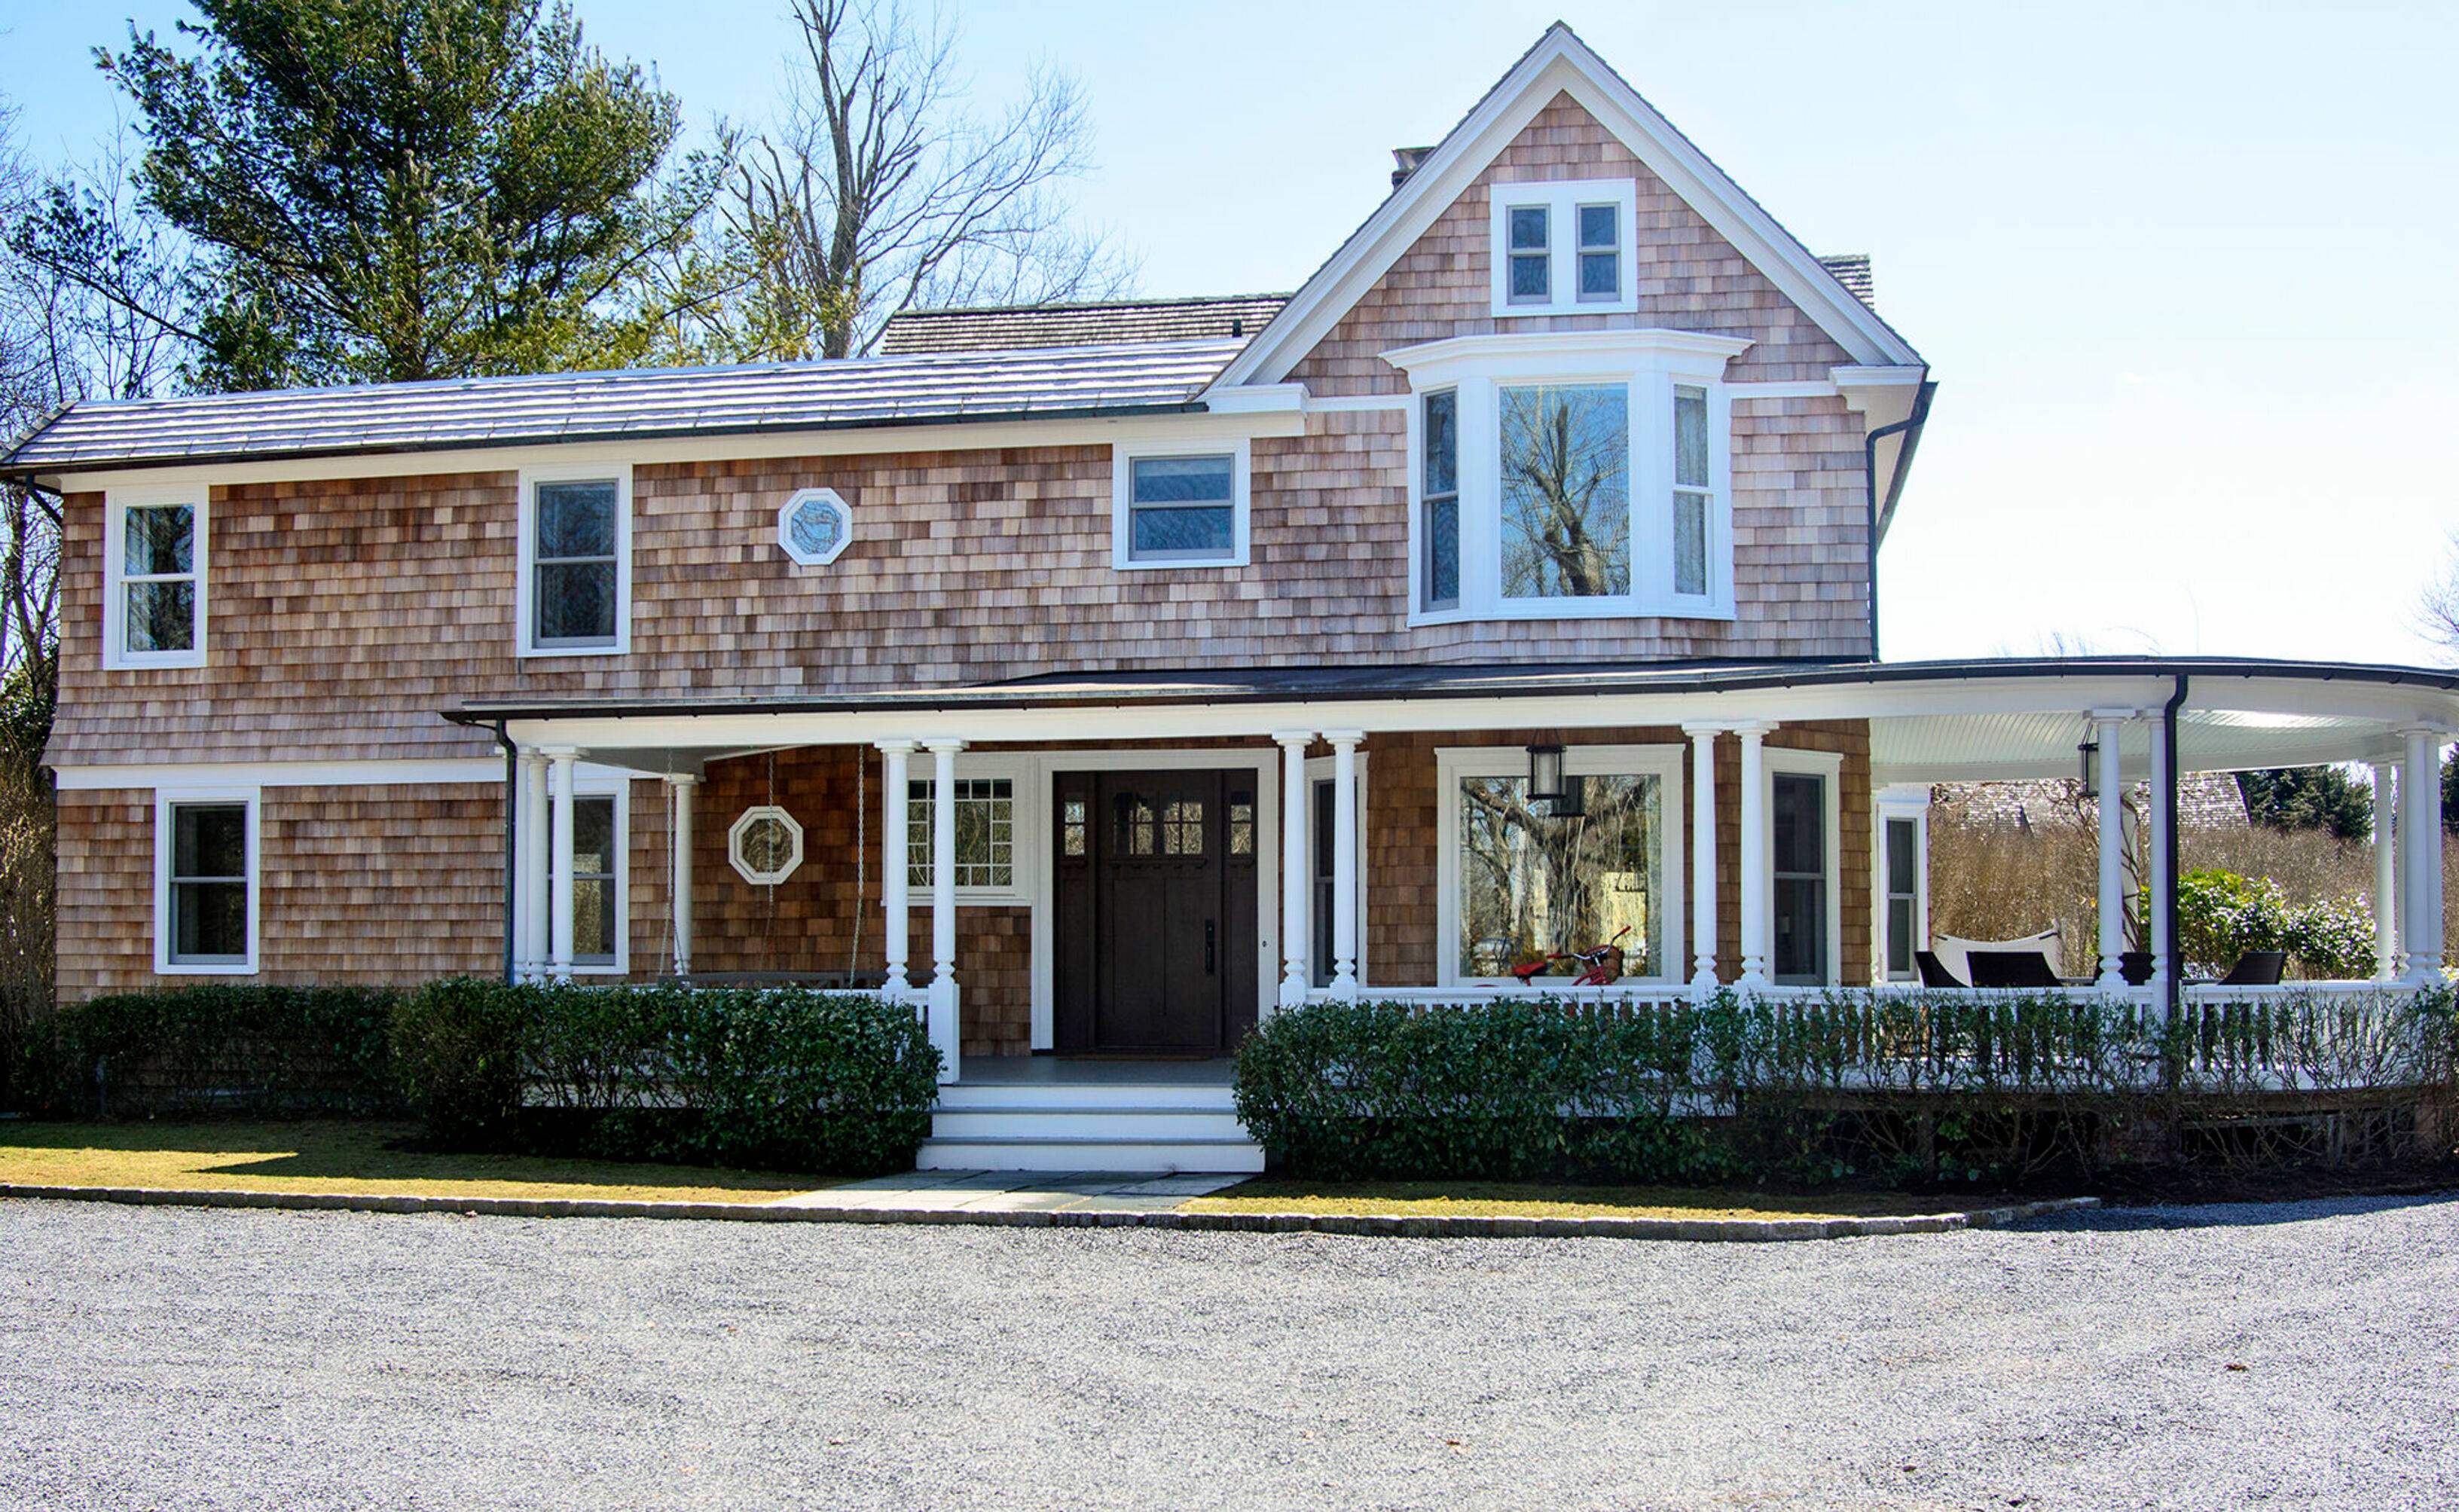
left=1205, top=919, right=1217, bottom=975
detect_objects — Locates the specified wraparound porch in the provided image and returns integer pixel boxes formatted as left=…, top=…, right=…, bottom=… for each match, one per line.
left=466, top=657, right=2458, bottom=1097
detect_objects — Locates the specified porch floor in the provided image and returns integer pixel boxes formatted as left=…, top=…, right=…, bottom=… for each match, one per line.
left=955, top=1055, right=1237, bottom=1086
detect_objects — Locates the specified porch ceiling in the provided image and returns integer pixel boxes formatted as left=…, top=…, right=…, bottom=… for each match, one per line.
left=1870, top=706, right=2407, bottom=786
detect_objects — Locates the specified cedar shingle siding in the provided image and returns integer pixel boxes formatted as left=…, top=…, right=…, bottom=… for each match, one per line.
left=48, top=81, right=1894, bottom=1011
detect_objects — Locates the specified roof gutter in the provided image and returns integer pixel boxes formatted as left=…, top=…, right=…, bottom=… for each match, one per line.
left=1863, top=378, right=1935, bottom=661
left=2161, top=674, right=2189, bottom=1018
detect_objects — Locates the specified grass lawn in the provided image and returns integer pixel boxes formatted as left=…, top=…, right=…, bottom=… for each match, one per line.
left=0, top=1120, right=841, bottom=1205
left=1184, top=1178, right=1993, bottom=1222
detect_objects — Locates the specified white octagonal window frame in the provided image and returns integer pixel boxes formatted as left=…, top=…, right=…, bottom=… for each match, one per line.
left=728, top=804, right=805, bottom=885
left=778, top=487, right=854, bottom=567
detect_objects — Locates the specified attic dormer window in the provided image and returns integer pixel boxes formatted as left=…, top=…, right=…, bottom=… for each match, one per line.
left=1488, top=179, right=1637, bottom=318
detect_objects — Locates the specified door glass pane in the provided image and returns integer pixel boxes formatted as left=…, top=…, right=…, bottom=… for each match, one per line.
left=1062, top=799, right=1088, bottom=858
left=1161, top=799, right=1205, bottom=856
left=1228, top=795, right=1254, bottom=857
left=1114, top=794, right=1156, bottom=856
left=1499, top=383, right=1630, bottom=598
left=1456, top=772, right=1661, bottom=980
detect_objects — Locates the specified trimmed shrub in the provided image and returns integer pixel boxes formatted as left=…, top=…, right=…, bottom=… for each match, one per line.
left=35, top=983, right=405, bottom=1117
left=2179, top=867, right=2378, bottom=979
left=1236, top=988, right=2459, bottom=1187
left=392, top=979, right=940, bottom=1176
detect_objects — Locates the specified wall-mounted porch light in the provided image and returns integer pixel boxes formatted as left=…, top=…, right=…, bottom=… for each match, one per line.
left=1527, top=744, right=1584, bottom=817
left=2078, top=738, right=2100, bottom=799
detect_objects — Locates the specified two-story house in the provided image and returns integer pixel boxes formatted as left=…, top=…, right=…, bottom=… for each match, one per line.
left=12, top=26, right=2455, bottom=1169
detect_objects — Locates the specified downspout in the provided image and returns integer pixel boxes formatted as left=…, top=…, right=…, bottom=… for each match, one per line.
left=2161, top=674, right=2189, bottom=1016
left=1862, top=381, right=1935, bottom=662
left=493, top=720, right=518, bottom=986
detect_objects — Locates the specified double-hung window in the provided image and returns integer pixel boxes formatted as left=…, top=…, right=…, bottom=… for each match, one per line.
left=1113, top=440, right=1249, bottom=568
left=571, top=794, right=619, bottom=968
left=156, top=790, right=257, bottom=973
left=1396, top=331, right=1746, bottom=624
left=518, top=469, right=631, bottom=655
left=907, top=774, right=1021, bottom=899
left=1488, top=180, right=1636, bottom=316
left=105, top=490, right=206, bottom=669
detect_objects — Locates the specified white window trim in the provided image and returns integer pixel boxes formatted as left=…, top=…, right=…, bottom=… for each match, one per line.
left=1392, top=330, right=1746, bottom=628
left=906, top=754, right=1032, bottom=906
left=154, top=786, right=259, bottom=975
left=104, top=485, right=209, bottom=670
left=727, top=803, right=805, bottom=885
left=777, top=487, right=853, bottom=567
left=1764, top=747, right=1846, bottom=988
left=1110, top=434, right=1251, bottom=570
left=1434, top=743, right=1687, bottom=989
left=516, top=463, right=634, bottom=658
left=1303, top=752, right=1370, bottom=989
left=1487, top=179, right=1639, bottom=317
left=567, top=775, right=631, bottom=976
left=1874, top=783, right=1932, bottom=985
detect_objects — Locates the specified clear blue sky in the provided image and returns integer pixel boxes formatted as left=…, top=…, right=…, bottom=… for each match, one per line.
left=7, top=2, right=2456, bottom=668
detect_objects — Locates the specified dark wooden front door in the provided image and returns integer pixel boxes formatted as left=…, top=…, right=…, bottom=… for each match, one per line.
left=1053, top=769, right=1258, bottom=1055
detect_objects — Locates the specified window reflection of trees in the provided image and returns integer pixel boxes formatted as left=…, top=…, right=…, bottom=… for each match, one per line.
left=1500, top=383, right=1630, bottom=599
left=1458, top=773, right=1660, bottom=979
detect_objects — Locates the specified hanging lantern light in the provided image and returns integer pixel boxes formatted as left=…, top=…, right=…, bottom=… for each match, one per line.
left=2078, top=737, right=2100, bottom=799
left=1526, top=744, right=1584, bottom=817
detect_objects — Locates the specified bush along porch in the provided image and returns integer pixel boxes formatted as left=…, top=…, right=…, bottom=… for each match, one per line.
left=32, top=981, right=940, bottom=1178
left=1232, top=988, right=2459, bottom=1190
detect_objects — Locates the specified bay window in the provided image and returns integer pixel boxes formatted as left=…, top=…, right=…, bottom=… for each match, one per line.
left=1395, top=330, right=1749, bottom=625
left=1436, top=744, right=1685, bottom=987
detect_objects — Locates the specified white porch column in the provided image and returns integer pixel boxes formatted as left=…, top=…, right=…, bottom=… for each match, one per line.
left=666, top=774, right=696, bottom=977
left=1275, top=731, right=1314, bottom=1010
left=2401, top=728, right=2445, bottom=983
left=2093, top=713, right=2129, bottom=989
left=2146, top=716, right=2173, bottom=995
left=1682, top=724, right=1721, bottom=991
left=546, top=747, right=578, bottom=983
left=1735, top=722, right=1771, bottom=988
left=924, top=738, right=965, bottom=1081
left=518, top=750, right=549, bottom=982
left=2371, top=758, right=2400, bottom=981
left=877, top=741, right=915, bottom=995
left=1326, top=730, right=1363, bottom=998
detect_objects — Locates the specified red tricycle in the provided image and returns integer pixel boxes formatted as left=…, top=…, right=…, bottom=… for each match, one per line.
left=1508, top=925, right=1630, bottom=987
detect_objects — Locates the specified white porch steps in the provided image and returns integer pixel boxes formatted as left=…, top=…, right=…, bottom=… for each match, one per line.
left=918, top=1077, right=1264, bottom=1174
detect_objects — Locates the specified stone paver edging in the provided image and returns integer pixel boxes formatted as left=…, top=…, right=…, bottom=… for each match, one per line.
left=0, top=1181, right=2099, bottom=1241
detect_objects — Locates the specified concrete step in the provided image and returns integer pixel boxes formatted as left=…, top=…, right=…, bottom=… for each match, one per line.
left=916, top=1135, right=1266, bottom=1174
left=930, top=1105, right=1248, bottom=1142
left=935, top=1080, right=1235, bottom=1113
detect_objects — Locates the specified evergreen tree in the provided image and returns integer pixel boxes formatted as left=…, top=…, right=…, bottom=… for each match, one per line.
left=2235, top=766, right=2374, bottom=843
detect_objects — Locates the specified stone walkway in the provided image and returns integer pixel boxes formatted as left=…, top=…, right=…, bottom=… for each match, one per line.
left=769, top=1169, right=1244, bottom=1214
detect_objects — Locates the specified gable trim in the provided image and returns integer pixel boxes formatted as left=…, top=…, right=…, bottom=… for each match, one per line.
left=1207, top=24, right=1921, bottom=396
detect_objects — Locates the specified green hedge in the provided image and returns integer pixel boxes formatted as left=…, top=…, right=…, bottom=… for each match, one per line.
left=392, top=979, right=940, bottom=1176
left=36, top=983, right=406, bottom=1116
left=1236, top=989, right=2459, bottom=1186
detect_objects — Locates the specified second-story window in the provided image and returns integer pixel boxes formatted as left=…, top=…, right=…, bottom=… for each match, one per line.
left=1672, top=385, right=1712, bottom=599
left=1488, top=180, right=1636, bottom=317
left=519, top=469, right=631, bottom=656
left=1421, top=389, right=1459, bottom=612
left=1500, top=383, right=1630, bottom=600
left=1111, top=438, right=1250, bottom=570
left=105, top=489, right=206, bottom=669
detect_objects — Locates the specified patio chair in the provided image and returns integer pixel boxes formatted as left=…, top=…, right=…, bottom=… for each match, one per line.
left=2215, top=950, right=2286, bottom=986
left=1914, top=950, right=1967, bottom=988
left=1967, top=949, right=2065, bottom=989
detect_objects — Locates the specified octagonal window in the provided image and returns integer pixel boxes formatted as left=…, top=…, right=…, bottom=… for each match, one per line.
left=729, top=805, right=804, bottom=885
left=778, top=488, right=852, bottom=566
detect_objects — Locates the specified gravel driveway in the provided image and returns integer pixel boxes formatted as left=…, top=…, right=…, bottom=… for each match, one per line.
left=2, top=1193, right=2453, bottom=1510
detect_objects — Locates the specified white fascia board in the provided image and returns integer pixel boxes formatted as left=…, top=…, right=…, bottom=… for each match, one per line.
left=1383, top=328, right=1755, bottom=382
left=499, top=674, right=2459, bottom=756
left=44, top=408, right=1301, bottom=493
left=53, top=757, right=637, bottom=790
left=1193, top=382, right=1308, bottom=417
left=1216, top=29, right=1919, bottom=391
left=1833, top=365, right=1926, bottom=431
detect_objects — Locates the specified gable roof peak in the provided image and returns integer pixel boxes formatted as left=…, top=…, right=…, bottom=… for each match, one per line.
left=1211, top=23, right=1923, bottom=390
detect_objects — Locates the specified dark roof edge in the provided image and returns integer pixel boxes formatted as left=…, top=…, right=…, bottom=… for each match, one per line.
left=890, top=292, right=1294, bottom=320
left=20, top=399, right=1209, bottom=478
left=443, top=655, right=2459, bottom=727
